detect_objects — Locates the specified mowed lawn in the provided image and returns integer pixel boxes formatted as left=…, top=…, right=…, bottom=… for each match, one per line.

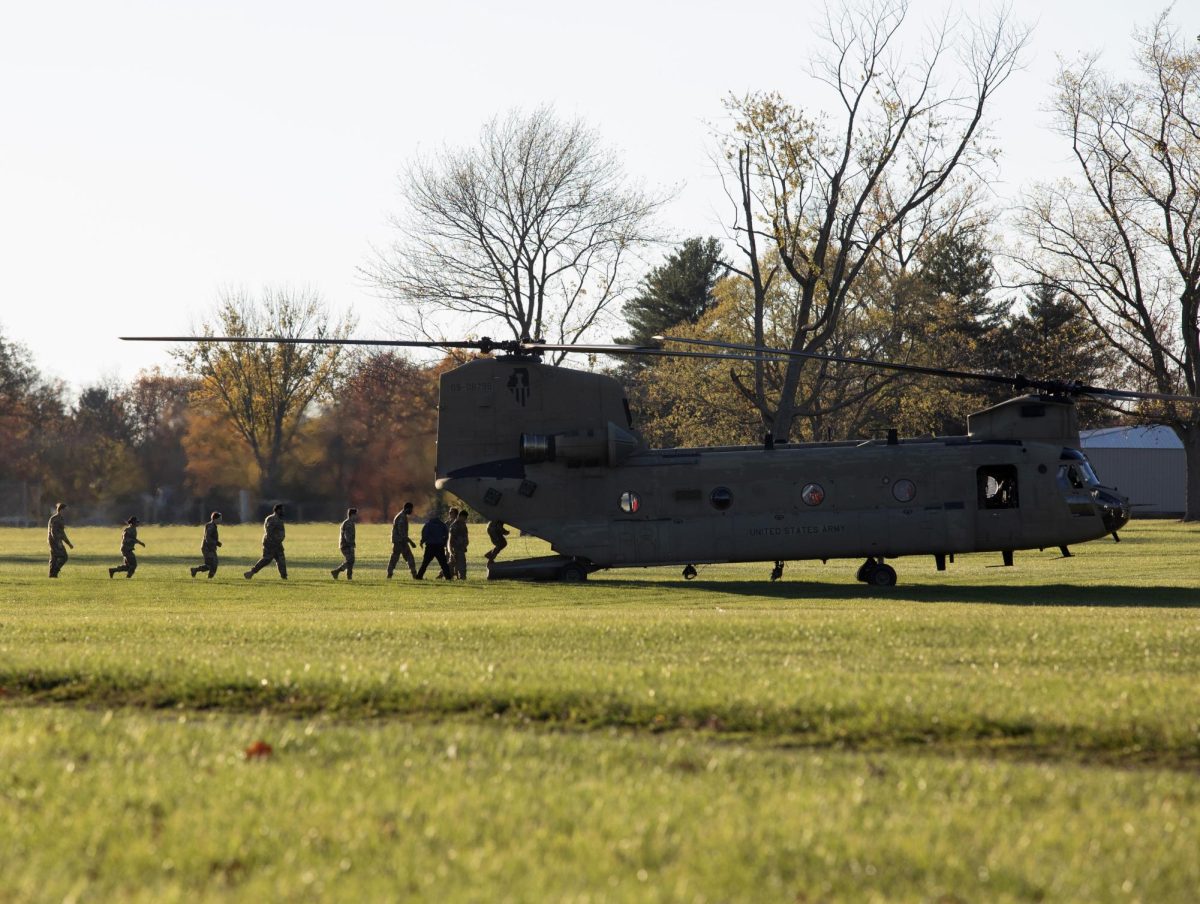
left=1, top=521, right=1198, bottom=902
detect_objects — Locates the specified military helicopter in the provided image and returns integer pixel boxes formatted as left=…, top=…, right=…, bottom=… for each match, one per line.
left=124, top=332, right=1197, bottom=585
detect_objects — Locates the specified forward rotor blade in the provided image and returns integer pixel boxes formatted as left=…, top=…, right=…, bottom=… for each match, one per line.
left=656, top=335, right=1200, bottom=403
left=655, top=335, right=1029, bottom=389
left=120, top=335, right=496, bottom=349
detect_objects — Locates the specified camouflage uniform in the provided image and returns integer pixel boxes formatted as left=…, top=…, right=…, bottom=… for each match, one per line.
left=245, top=511, right=287, bottom=579
left=387, top=510, right=417, bottom=578
left=109, top=523, right=144, bottom=578
left=485, top=520, right=509, bottom=562
left=192, top=519, right=221, bottom=578
left=449, top=517, right=469, bottom=580
left=47, top=511, right=71, bottom=578
left=444, top=510, right=460, bottom=576
left=331, top=516, right=356, bottom=580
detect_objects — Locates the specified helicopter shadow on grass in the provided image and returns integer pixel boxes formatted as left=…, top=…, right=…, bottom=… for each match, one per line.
left=596, top=578, right=1200, bottom=608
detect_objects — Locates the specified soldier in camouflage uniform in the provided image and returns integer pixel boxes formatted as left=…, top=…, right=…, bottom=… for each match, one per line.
left=445, top=507, right=460, bottom=577
left=244, top=504, right=287, bottom=580
left=108, top=516, right=146, bottom=579
left=331, top=508, right=358, bottom=580
left=190, top=511, right=222, bottom=579
left=387, top=501, right=417, bottom=579
left=449, top=509, right=470, bottom=580
left=46, top=502, right=73, bottom=578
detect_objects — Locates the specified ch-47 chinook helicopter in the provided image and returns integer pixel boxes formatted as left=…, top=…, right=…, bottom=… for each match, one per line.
left=124, top=332, right=1198, bottom=586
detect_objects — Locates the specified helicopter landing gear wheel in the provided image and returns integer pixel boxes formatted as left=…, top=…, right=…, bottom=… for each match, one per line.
left=855, top=558, right=878, bottom=583
left=868, top=563, right=897, bottom=587
left=559, top=562, right=588, bottom=583
left=856, top=557, right=897, bottom=586
left=770, top=561, right=784, bottom=582
left=682, top=564, right=698, bottom=580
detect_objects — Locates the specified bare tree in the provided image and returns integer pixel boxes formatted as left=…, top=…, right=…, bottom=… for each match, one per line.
left=1018, top=12, right=1200, bottom=518
left=718, top=0, right=1028, bottom=441
left=174, top=287, right=354, bottom=499
left=367, top=107, right=669, bottom=357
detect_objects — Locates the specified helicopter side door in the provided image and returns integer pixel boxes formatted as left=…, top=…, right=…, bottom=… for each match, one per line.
left=974, top=463, right=1022, bottom=551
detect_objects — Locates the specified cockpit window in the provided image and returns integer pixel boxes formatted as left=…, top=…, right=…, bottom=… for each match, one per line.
left=1058, top=448, right=1102, bottom=490
left=1058, top=462, right=1100, bottom=492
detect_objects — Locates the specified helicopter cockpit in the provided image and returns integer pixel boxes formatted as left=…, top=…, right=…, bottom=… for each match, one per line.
left=1057, top=448, right=1102, bottom=492
left=1058, top=448, right=1129, bottom=534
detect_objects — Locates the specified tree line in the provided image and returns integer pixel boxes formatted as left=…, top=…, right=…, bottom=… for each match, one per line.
left=0, top=289, right=442, bottom=524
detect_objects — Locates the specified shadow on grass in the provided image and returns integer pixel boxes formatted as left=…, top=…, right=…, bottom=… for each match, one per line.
left=595, top=578, right=1200, bottom=608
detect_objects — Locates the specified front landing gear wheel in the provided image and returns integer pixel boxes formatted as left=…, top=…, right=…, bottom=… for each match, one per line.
left=682, top=564, right=698, bottom=581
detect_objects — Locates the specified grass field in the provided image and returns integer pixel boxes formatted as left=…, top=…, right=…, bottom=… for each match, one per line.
left=1, top=520, right=1198, bottom=902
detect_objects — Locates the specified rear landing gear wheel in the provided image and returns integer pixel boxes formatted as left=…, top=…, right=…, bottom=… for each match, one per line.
left=869, top=563, right=897, bottom=587
left=682, top=564, right=698, bottom=580
left=856, top=558, right=878, bottom=583
left=559, top=562, right=588, bottom=583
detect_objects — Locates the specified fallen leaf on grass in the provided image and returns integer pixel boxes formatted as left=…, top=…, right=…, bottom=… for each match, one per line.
left=244, top=740, right=273, bottom=760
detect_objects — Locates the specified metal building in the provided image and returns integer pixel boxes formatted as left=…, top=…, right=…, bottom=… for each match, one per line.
left=1080, top=426, right=1185, bottom=516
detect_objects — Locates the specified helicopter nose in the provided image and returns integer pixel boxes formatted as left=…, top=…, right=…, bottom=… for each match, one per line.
left=1094, top=489, right=1130, bottom=534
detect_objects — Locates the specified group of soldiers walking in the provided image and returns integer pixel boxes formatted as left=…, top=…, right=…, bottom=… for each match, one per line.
left=44, top=501, right=510, bottom=581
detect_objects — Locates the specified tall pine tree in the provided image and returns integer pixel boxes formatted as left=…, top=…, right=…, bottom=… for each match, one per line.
left=615, top=237, right=728, bottom=346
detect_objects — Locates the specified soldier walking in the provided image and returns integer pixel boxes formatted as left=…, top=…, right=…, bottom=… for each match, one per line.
left=449, top=509, right=470, bottom=580
left=444, top=507, right=460, bottom=577
left=190, top=511, right=222, bottom=579
left=244, top=503, right=287, bottom=580
left=331, top=508, right=358, bottom=580
left=485, top=519, right=509, bottom=564
left=387, top=501, right=417, bottom=579
left=415, top=512, right=451, bottom=580
left=108, top=516, right=145, bottom=579
left=47, top=502, right=73, bottom=578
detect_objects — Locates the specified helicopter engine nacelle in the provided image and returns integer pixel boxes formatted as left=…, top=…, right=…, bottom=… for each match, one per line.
left=520, top=422, right=638, bottom=468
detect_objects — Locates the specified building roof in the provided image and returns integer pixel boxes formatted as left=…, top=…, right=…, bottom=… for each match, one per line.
left=1080, top=425, right=1183, bottom=449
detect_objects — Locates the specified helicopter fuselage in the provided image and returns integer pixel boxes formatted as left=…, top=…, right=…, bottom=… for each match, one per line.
left=434, top=357, right=1129, bottom=579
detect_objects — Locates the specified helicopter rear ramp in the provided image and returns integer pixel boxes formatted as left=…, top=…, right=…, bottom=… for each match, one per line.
left=486, top=555, right=594, bottom=582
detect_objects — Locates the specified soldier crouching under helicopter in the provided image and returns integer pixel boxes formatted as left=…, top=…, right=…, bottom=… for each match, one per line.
left=485, top=519, right=509, bottom=564
left=108, top=516, right=145, bottom=578
left=331, top=507, right=357, bottom=580
left=245, top=503, right=287, bottom=580
left=190, top=511, right=222, bottom=579
left=47, top=502, right=73, bottom=578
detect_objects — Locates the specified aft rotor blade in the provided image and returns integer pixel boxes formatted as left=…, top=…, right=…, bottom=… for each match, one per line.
left=656, top=335, right=1200, bottom=403
left=521, top=341, right=793, bottom=364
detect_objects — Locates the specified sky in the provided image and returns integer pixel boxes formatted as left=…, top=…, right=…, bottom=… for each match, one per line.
left=1, top=0, right=1196, bottom=393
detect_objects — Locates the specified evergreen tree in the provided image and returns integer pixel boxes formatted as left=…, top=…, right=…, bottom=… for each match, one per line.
left=616, top=237, right=728, bottom=346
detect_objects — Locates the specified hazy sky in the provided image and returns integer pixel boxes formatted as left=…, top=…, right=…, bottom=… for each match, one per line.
left=1, top=0, right=1196, bottom=392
